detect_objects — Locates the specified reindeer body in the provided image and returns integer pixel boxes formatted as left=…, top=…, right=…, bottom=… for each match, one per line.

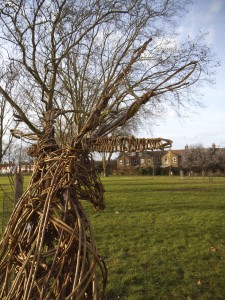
left=0, top=111, right=172, bottom=299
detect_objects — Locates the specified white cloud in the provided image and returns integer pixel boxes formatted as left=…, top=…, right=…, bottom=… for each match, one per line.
left=209, top=0, right=224, bottom=14
left=140, top=0, right=225, bottom=149
left=201, top=0, right=225, bottom=22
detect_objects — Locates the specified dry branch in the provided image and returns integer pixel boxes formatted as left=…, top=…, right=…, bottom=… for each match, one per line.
left=0, top=111, right=107, bottom=299
left=0, top=111, right=172, bottom=299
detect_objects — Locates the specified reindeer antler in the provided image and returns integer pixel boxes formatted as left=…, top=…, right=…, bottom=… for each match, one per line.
left=88, top=136, right=172, bottom=153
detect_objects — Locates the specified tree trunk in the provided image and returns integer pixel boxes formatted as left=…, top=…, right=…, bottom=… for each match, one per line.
left=102, top=152, right=112, bottom=177
left=14, top=171, right=23, bottom=205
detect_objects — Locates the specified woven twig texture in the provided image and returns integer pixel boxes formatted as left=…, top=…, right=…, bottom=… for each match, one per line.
left=0, top=112, right=107, bottom=300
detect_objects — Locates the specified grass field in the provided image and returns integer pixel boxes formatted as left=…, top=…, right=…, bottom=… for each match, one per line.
left=1, top=175, right=225, bottom=299
left=0, top=175, right=13, bottom=234
left=0, top=175, right=30, bottom=234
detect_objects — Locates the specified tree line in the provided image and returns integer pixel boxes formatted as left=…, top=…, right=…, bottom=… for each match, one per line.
left=0, top=0, right=219, bottom=165
left=181, top=145, right=225, bottom=175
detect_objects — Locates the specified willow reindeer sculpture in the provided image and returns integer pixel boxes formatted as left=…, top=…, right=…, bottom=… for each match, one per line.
left=0, top=1, right=214, bottom=298
left=0, top=110, right=172, bottom=300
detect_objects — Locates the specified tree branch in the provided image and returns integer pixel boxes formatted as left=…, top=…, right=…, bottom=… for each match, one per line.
left=0, top=85, right=42, bottom=135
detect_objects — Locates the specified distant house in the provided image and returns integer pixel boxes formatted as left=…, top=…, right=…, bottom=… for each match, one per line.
left=117, top=150, right=164, bottom=175
left=0, top=162, right=34, bottom=174
left=117, top=152, right=139, bottom=174
left=139, top=151, right=162, bottom=168
left=116, top=143, right=225, bottom=176
left=0, top=163, right=15, bottom=174
left=161, top=149, right=183, bottom=169
left=117, top=149, right=181, bottom=175
left=20, top=163, right=34, bottom=173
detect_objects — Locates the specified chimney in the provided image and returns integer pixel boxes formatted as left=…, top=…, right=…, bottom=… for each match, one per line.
left=212, top=143, right=216, bottom=149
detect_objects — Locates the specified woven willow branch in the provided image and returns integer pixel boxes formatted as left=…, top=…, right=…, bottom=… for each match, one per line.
left=89, top=136, right=172, bottom=153
left=0, top=111, right=172, bottom=299
left=0, top=113, right=107, bottom=300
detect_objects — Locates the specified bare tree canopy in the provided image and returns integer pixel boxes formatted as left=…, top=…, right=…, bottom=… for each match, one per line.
left=181, top=144, right=213, bottom=173
left=0, top=69, right=17, bottom=162
left=0, top=0, right=218, bottom=144
left=181, top=145, right=225, bottom=174
left=213, top=148, right=225, bottom=172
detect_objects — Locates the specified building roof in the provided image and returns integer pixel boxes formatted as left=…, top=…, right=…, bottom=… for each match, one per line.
left=162, top=149, right=184, bottom=156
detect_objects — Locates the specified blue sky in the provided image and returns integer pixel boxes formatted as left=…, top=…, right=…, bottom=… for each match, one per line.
left=143, top=0, right=225, bottom=149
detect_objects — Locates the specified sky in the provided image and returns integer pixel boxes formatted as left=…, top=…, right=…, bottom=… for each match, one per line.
left=1, top=0, right=224, bottom=152
left=141, top=0, right=225, bottom=149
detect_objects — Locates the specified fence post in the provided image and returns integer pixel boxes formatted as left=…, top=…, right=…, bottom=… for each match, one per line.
left=14, top=172, right=23, bottom=205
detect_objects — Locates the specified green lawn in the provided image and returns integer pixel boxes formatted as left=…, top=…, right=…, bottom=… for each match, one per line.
left=0, top=175, right=30, bottom=234
left=84, top=176, right=225, bottom=300
left=1, top=175, right=225, bottom=299
left=0, top=175, right=13, bottom=234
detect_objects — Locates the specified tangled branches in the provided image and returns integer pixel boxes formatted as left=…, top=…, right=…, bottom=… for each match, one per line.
left=0, top=110, right=172, bottom=299
left=0, top=112, right=107, bottom=300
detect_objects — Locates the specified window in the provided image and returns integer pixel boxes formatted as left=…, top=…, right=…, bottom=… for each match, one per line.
left=119, top=160, right=123, bottom=165
left=126, top=160, right=129, bottom=166
left=173, top=157, right=177, bottom=163
left=140, top=158, right=144, bottom=164
left=164, top=158, right=168, bottom=164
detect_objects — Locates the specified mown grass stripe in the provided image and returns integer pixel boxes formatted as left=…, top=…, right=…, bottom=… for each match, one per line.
left=1, top=175, right=225, bottom=299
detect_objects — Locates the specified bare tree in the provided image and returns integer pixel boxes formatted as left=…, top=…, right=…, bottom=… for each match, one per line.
left=212, top=148, right=225, bottom=174
left=0, top=94, right=12, bottom=161
left=181, top=145, right=214, bottom=176
left=0, top=63, right=17, bottom=162
left=0, top=0, right=218, bottom=139
left=0, top=1, right=219, bottom=299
